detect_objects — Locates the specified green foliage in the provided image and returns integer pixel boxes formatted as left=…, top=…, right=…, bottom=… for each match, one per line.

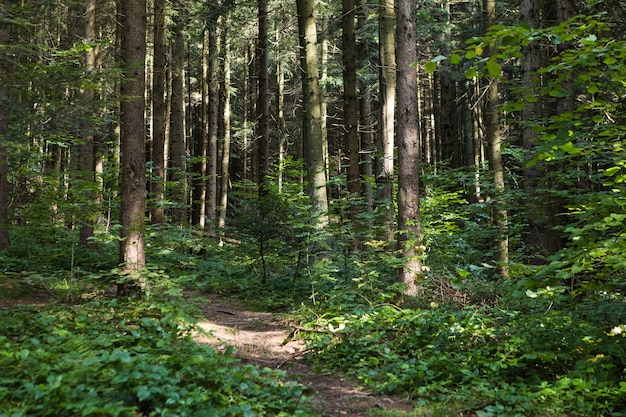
left=0, top=300, right=313, bottom=416
left=295, top=280, right=626, bottom=416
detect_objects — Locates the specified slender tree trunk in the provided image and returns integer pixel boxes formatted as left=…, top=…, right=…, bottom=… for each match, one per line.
left=276, top=25, right=288, bottom=194
left=119, top=0, right=147, bottom=276
left=151, top=0, right=167, bottom=225
left=257, top=0, right=270, bottom=195
left=242, top=45, right=250, bottom=181
left=343, top=0, right=361, bottom=225
left=483, top=0, right=509, bottom=277
left=169, top=13, right=187, bottom=225
left=0, top=4, right=12, bottom=252
left=378, top=0, right=396, bottom=241
left=191, top=32, right=209, bottom=228
left=297, top=0, right=329, bottom=226
left=357, top=0, right=374, bottom=214
left=396, top=0, right=421, bottom=297
left=79, top=0, right=97, bottom=247
left=520, top=0, right=547, bottom=260
left=206, top=21, right=219, bottom=232
left=218, top=31, right=231, bottom=229
left=0, top=143, right=8, bottom=252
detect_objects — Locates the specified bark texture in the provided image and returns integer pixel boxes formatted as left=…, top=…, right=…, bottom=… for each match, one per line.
left=119, top=0, right=147, bottom=273
left=297, top=0, right=329, bottom=225
left=396, top=0, right=421, bottom=296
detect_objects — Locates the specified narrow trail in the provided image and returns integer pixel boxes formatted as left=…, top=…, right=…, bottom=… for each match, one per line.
left=193, top=296, right=415, bottom=417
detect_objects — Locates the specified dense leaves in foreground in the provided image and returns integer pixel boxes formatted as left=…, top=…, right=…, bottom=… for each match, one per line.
left=0, top=299, right=312, bottom=417
left=295, top=276, right=626, bottom=417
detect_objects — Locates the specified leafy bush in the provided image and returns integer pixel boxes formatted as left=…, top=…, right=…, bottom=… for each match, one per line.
left=0, top=300, right=313, bottom=416
left=295, top=279, right=626, bottom=416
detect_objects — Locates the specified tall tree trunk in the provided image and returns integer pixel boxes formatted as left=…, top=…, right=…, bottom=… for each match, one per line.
left=297, top=0, right=329, bottom=226
left=378, top=0, right=396, bottom=241
left=357, top=0, right=374, bottom=214
left=396, top=0, right=421, bottom=296
left=206, top=21, right=219, bottom=232
left=151, top=0, right=167, bottom=225
left=79, top=0, right=97, bottom=247
left=169, top=12, right=187, bottom=225
left=256, top=0, right=270, bottom=196
left=218, top=30, right=231, bottom=229
left=0, top=3, right=12, bottom=252
left=0, top=143, right=8, bottom=252
left=483, top=0, right=509, bottom=277
left=343, top=0, right=361, bottom=225
left=520, top=0, right=549, bottom=261
left=276, top=24, right=288, bottom=194
left=119, top=0, right=147, bottom=276
left=257, top=0, right=270, bottom=195
left=191, top=32, right=209, bottom=228
left=241, top=44, right=250, bottom=181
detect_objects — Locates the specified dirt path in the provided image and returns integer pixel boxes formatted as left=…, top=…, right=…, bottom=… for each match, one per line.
left=194, top=296, right=416, bottom=417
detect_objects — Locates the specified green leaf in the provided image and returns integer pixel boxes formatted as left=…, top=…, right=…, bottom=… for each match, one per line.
left=486, top=60, right=501, bottom=78
left=455, top=267, right=471, bottom=278
left=525, top=290, right=538, bottom=298
left=606, top=166, right=621, bottom=177
left=465, top=68, right=477, bottom=79
left=450, top=54, right=461, bottom=65
left=424, top=61, right=437, bottom=73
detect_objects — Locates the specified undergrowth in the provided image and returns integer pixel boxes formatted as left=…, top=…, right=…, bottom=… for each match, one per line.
left=293, top=274, right=626, bottom=417
left=0, top=228, right=315, bottom=417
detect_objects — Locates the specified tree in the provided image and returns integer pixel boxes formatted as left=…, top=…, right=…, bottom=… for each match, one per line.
left=482, top=0, right=508, bottom=277
left=257, top=0, right=270, bottom=194
left=342, top=0, right=361, bottom=230
left=119, top=0, right=147, bottom=276
left=378, top=0, right=396, bottom=240
left=297, top=0, right=328, bottom=226
left=151, top=0, right=167, bottom=225
left=396, top=0, right=421, bottom=296
left=218, top=28, right=231, bottom=229
left=78, top=0, right=98, bottom=248
left=206, top=20, right=219, bottom=232
left=0, top=2, right=11, bottom=252
left=169, top=4, right=188, bottom=225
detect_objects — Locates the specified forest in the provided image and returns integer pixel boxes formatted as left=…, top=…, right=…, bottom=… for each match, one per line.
left=1, top=0, right=626, bottom=415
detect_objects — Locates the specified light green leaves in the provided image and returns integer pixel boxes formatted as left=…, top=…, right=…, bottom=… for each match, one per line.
left=486, top=59, right=502, bottom=78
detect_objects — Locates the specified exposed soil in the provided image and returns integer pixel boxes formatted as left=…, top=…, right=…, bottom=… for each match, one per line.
left=0, top=289, right=417, bottom=416
left=194, top=295, right=416, bottom=417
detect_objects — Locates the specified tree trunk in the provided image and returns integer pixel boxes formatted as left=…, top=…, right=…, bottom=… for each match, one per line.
left=206, top=22, right=219, bottom=232
left=357, top=0, right=373, bottom=214
left=257, top=0, right=270, bottom=195
left=119, top=0, right=147, bottom=277
left=378, top=0, right=396, bottom=241
left=396, top=0, right=422, bottom=296
left=191, top=31, right=209, bottom=228
left=79, top=0, right=97, bottom=248
left=0, top=4, right=12, bottom=252
left=150, top=0, right=167, bottom=225
left=483, top=0, right=509, bottom=277
left=218, top=30, right=231, bottom=229
left=297, top=0, right=329, bottom=226
left=276, top=24, right=288, bottom=194
left=343, top=0, right=361, bottom=226
left=169, top=13, right=187, bottom=225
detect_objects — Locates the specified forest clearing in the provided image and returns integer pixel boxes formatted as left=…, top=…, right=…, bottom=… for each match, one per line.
left=1, top=0, right=626, bottom=415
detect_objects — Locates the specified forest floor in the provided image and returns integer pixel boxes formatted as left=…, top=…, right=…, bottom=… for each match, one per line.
left=0, top=289, right=416, bottom=416
left=193, top=295, right=417, bottom=417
